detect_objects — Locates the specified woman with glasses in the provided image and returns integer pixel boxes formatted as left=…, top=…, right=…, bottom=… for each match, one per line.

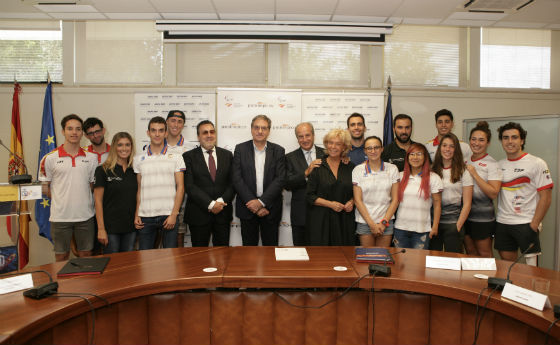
left=93, top=132, right=138, bottom=253
left=306, top=129, right=355, bottom=246
left=430, top=133, right=473, bottom=253
left=393, top=144, right=443, bottom=249
left=464, top=121, right=502, bottom=257
left=353, top=136, right=400, bottom=247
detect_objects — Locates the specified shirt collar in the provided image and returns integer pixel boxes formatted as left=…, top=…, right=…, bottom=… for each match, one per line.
left=58, top=145, right=86, bottom=158
left=432, top=135, right=440, bottom=146
left=253, top=142, right=267, bottom=152
left=147, top=144, right=168, bottom=156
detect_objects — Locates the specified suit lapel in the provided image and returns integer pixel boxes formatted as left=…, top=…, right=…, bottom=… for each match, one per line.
left=296, top=148, right=307, bottom=170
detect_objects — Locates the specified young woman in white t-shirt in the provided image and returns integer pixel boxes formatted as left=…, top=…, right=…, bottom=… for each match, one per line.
left=352, top=136, right=400, bottom=247
left=431, top=133, right=473, bottom=253
left=393, top=143, right=443, bottom=249
left=464, top=121, right=502, bottom=257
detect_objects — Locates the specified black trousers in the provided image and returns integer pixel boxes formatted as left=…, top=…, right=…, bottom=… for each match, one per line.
left=291, top=225, right=306, bottom=246
left=189, top=222, right=230, bottom=247
left=240, top=217, right=279, bottom=246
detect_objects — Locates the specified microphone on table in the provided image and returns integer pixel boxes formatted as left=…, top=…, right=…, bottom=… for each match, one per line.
left=488, top=243, right=534, bottom=291
left=0, top=139, right=32, bottom=184
left=369, top=248, right=406, bottom=277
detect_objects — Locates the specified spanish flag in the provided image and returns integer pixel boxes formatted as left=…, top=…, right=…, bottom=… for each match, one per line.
left=8, top=82, right=29, bottom=269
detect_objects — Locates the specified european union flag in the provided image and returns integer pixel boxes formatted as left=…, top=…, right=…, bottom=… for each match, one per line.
left=35, top=81, right=56, bottom=242
left=383, top=88, right=393, bottom=147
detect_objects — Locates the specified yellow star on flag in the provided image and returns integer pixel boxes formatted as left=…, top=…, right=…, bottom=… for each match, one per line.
left=40, top=198, right=50, bottom=208
left=45, top=135, right=54, bottom=145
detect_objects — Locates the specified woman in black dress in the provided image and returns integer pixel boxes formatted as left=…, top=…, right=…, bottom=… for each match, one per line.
left=306, top=128, right=355, bottom=245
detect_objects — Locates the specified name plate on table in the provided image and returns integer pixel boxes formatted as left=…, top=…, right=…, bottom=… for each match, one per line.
left=275, top=248, right=309, bottom=261
left=461, top=258, right=497, bottom=271
left=502, top=282, right=552, bottom=311
left=425, top=255, right=461, bottom=270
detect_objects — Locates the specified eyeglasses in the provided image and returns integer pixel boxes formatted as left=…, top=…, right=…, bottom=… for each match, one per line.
left=365, top=146, right=382, bottom=152
left=86, top=129, right=103, bottom=136
left=409, top=152, right=424, bottom=157
left=252, top=125, right=269, bottom=131
left=200, top=129, right=216, bottom=135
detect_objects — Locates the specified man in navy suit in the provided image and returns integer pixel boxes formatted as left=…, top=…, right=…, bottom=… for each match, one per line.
left=232, top=115, right=286, bottom=246
left=183, top=120, right=234, bottom=246
left=285, top=122, right=325, bottom=246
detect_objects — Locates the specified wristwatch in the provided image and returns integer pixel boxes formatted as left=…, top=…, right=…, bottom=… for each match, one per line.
left=381, top=219, right=389, bottom=227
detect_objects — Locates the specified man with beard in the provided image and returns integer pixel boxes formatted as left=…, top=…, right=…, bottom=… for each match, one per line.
left=347, top=112, right=367, bottom=166
left=83, top=117, right=110, bottom=164
left=381, top=114, right=418, bottom=172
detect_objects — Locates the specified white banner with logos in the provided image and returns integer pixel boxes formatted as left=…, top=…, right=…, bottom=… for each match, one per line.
left=134, top=92, right=215, bottom=153
left=302, top=92, right=385, bottom=146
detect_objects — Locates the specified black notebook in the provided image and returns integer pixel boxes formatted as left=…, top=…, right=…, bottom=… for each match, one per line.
left=57, top=257, right=110, bottom=277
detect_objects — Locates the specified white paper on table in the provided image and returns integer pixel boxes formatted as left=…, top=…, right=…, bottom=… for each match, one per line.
left=20, top=185, right=42, bottom=200
left=425, top=255, right=462, bottom=270
left=275, top=248, right=309, bottom=261
left=502, top=282, right=551, bottom=311
left=0, top=273, right=34, bottom=295
left=461, top=258, right=497, bottom=271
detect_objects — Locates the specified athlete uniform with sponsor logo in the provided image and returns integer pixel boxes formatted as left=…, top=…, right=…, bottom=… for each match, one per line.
left=495, top=153, right=553, bottom=254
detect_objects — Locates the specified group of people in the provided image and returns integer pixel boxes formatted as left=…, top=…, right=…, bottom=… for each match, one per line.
left=38, top=108, right=553, bottom=265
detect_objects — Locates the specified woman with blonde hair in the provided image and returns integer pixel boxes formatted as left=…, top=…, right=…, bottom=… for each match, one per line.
left=93, top=132, right=138, bottom=253
left=306, top=128, right=356, bottom=245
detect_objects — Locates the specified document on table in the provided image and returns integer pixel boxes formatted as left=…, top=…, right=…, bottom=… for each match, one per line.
left=275, top=248, right=309, bottom=261
left=0, top=273, right=34, bottom=295
left=461, top=258, right=497, bottom=271
left=425, top=255, right=462, bottom=270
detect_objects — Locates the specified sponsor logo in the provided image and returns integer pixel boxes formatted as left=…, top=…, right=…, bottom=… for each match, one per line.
left=514, top=168, right=524, bottom=172
left=478, top=162, right=487, bottom=167
left=221, top=123, right=247, bottom=129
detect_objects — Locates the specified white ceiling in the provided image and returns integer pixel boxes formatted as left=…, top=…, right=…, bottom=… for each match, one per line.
left=1, top=0, right=559, bottom=29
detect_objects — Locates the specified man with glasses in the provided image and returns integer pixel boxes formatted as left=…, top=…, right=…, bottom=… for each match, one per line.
left=183, top=120, right=234, bottom=246
left=83, top=117, right=110, bottom=164
left=232, top=115, right=286, bottom=246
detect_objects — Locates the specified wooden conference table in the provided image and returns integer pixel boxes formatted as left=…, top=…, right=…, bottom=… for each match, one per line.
left=1, top=246, right=560, bottom=345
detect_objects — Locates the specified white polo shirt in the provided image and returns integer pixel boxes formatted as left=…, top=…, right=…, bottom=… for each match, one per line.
left=395, top=172, right=443, bottom=233
left=84, top=143, right=110, bottom=165
left=497, top=153, right=553, bottom=225
left=440, top=168, right=473, bottom=224
left=39, top=146, right=97, bottom=222
left=467, top=154, right=502, bottom=222
left=352, top=161, right=400, bottom=224
left=166, top=135, right=190, bottom=155
left=133, top=144, right=186, bottom=217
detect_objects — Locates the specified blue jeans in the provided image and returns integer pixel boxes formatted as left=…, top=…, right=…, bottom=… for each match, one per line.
left=138, top=216, right=178, bottom=250
left=105, top=232, right=137, bottom=254
left=393, top=228, right=429, bottom=249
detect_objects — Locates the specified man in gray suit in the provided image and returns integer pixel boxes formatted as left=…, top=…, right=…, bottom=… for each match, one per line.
left=232, top=115, right=286, bottom=246
left=285, top=122, right=325, bottom=246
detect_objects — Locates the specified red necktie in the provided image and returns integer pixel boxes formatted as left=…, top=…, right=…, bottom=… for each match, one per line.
left=208, top=149, right=216, bottom=182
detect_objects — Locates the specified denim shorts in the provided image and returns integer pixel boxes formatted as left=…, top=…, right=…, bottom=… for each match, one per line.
left=356, top=219, right=394, bottom=236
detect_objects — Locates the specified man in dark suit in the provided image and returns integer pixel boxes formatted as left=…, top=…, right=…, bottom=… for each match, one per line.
left=183, top=120, right=234, bottom=246
left=232, top=114, right=286, bottom=246
left=285, top=122, right=325, bottom=246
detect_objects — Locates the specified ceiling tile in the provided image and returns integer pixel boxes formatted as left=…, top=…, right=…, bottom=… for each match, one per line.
left=275, top=14, right=331, bottom=21
left=394, top=0, right=464, bottom=18
left=161, top=13, right=219, bottom=20
left=447, top=11, right=508, bottom=21
left=150, top=0, right=215, bottom=12
left=332, top=15, right=387, bottom=22
left=213, top=0, right=274, bottom=13
left=500, top=0, right=560, bottom=23
left=1, top=0, right=42, bottom=12
left=402, top=18, right=442, bottom=25
left=220, top=13, right=275, bottom=20
left=91, top=0, right=156, bottom=12
left=48, top=12, right=107, bottom=19
left=276, top=0, right=337, bottom=15
left=34, top=4, right=98, bottom=13
left=104, top=13, right=162, bottom=20
left=335, top=0, right=401, bottom=17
